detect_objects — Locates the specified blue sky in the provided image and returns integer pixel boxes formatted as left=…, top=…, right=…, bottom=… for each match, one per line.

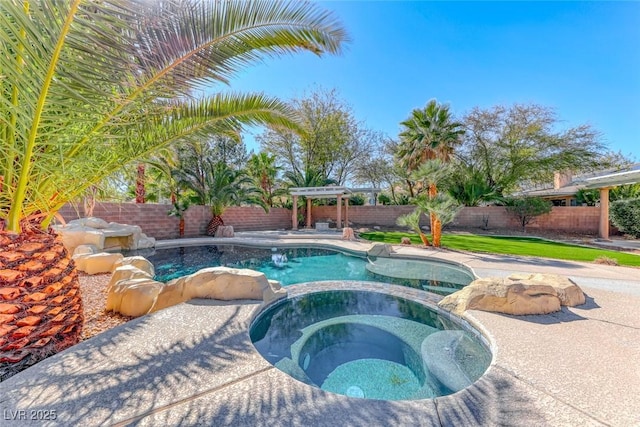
left=227, top=1, right=639, bottom=159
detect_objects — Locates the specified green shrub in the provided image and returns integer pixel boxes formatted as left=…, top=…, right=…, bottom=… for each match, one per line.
left=505, top=196, right=552, bottom=232
left=349, top=194, right=365, bottom=205
left=610, top=198, right=640, bottom=238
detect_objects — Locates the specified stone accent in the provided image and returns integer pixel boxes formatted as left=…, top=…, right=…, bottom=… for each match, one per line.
left=114, top=256, right=155, bottom=277
left=75, top=252, right=124, bottom=275
left=367, top=243, right=395, bottom=258
left=342, top=227, right=355, bottom=240
left=438, top=273, right=586, bottom=316
left=53, top=217, right=156, bottom=253
left=401, top=237, right=412, bottom=245
left=106, top=265, right=286, bottom=317
left=214, top=225, right=234, bottom=238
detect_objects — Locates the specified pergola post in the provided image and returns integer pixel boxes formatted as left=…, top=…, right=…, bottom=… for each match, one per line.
left=306, top=197, right=312, bottom=228
left=292, top=195, right=298, bottom=230
left=599, top=187, right=610, bottom=239
left=344, top=198, right=349, bottom=227
left=336, top=194, right=342, bottom=230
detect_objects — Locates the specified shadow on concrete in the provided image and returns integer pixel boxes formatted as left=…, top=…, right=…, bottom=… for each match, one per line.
left=486, top=294, right=601, bottom=326
left=0, top=298, right=561, bottom=427
left=0, top=302, right=264, bottom=426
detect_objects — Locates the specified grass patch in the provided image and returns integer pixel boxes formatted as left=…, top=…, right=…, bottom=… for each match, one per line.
left=359, top=231, right=640, bottom=267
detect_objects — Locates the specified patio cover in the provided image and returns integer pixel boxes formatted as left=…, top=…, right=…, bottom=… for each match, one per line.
left=581, top=165, right=640, bottom=239
left=289, top=186, right=350, bottom=230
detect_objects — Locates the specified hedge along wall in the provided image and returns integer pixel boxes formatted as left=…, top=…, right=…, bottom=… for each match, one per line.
left=311, top=205, right=602, bottom=234
left=57, top=203, right=291, bottom=240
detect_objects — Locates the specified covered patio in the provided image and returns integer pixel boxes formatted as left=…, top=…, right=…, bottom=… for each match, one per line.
left=583, top=165, right=640, bottom=239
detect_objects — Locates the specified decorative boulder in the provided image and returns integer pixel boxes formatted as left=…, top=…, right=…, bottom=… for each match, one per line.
left=72, top=244, right=99, bottom=257
left=367, top=243, right=395, bottom=258
left=108, top=265, right=153, bottom=288
left=106, top=278, right=163, bottom=317
left=214, top=225, right=234, bottom=238
left=53, top=217, right=156, bottom=253
left=105, top=265, right=286, bottom=317
left=185, top=267, right=269, bottom=301
left=400, top=237, right=412, bottom=245
left=75, top=252, right=124, bottom=275
left=114, top=256, right=155, bottom=277
left=438, top=273, right=586, bottom=316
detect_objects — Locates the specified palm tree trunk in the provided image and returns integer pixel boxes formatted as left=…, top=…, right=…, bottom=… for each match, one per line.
left=0, top=223, right=83, bottom=381
left=428, top=183, right=440, bottom=247
left=136, top=163, right=146, bottom=204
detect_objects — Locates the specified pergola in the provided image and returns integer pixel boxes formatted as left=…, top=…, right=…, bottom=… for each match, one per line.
left=290, top=186, right=350, bottom=230
left=583, top=166, right=640, bottom=239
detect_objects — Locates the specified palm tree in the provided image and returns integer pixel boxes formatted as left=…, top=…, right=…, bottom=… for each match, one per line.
left=175, top=159, right=257, bottom=235
left=247, top=152, right=282, bottom=208
left=0, top=0, right=346, bottom=379
left=397, top=100, right=464, bottom=246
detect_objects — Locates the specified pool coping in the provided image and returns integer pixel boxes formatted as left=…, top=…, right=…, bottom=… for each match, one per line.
left=1, top=234, right=639, bottom=425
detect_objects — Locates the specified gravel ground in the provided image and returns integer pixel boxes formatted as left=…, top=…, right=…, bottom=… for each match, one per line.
left=79, top=273, right=132, bottom=341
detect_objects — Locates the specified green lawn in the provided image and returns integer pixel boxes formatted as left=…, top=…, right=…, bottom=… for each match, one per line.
left=359, top=231, right=640, bottom=267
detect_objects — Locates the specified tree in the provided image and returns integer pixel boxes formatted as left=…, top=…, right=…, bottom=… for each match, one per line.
left=459, top=104, right=613, bottom=196
left=397, top=209, right=429, bottom=246
left=505, top=197, right=553, bottom=232
left=259, top=88, right=374, bottom=184
left=397, top=101, right=464, bottom=244
left=415, top=193, right=463, bottom=247
left=247, top=152, right=282, bottom=208
left=0, top=0, right=346, bottom=379
left=172, top=143, right=261, bottom=235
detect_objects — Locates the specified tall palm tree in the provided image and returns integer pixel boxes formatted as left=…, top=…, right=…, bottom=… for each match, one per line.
left=0, top=0, right=346, bottom=379
left=397, top=100, right=464, bottom=246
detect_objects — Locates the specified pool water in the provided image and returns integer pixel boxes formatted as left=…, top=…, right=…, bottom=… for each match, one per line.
left=250, top=290, right=491, bottom=400
left=132, top=245, right=474, bottom=296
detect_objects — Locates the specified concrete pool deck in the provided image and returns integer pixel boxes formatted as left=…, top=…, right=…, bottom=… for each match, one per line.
left=1, top=233, right=639, bottom=426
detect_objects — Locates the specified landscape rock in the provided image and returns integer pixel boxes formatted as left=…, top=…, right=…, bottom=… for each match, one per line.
left=72, top=244, right=99, bottom=257
left=114, top=256, right=155, bottom=277
left=438, top=273, right=585, bottom=316
left=75, top=252, right=124, bottom=275
left=400, top=237, right=412, bottom=245
left=53, top=217, right=156, bottom=253
left=106, top=265, right=286, bottom=317
left=367, top=243, right=395, bottom=258
left=214, top=225, right=234, bottom=238
left=106, top=278, right=163, bottom=317
left=108, top=265, right=153, bottom=288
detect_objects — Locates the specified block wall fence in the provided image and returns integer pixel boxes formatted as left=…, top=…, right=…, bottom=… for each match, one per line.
left=57, top=202, right=605, bottom=240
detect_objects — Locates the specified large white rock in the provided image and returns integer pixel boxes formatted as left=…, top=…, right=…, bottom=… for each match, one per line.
left=75, top=252, right=124, bottom=274
left=106, top=278, right=163, bottom=317
left=185, top=267, right=267, bottom=300
left=114, top=256, right=155, bottom=277
left=108, top=265, right=153, bottom=288
left=105, top=264, right=286, bottom=317
left=214, top=225, right=234, bottom=238
left=53, top=217, right=155, bottom=253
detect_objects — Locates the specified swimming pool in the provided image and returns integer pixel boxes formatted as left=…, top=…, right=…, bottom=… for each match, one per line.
left=132, top=244, right=475, bottom=296
left=250, top=288, right=492, bottom=400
